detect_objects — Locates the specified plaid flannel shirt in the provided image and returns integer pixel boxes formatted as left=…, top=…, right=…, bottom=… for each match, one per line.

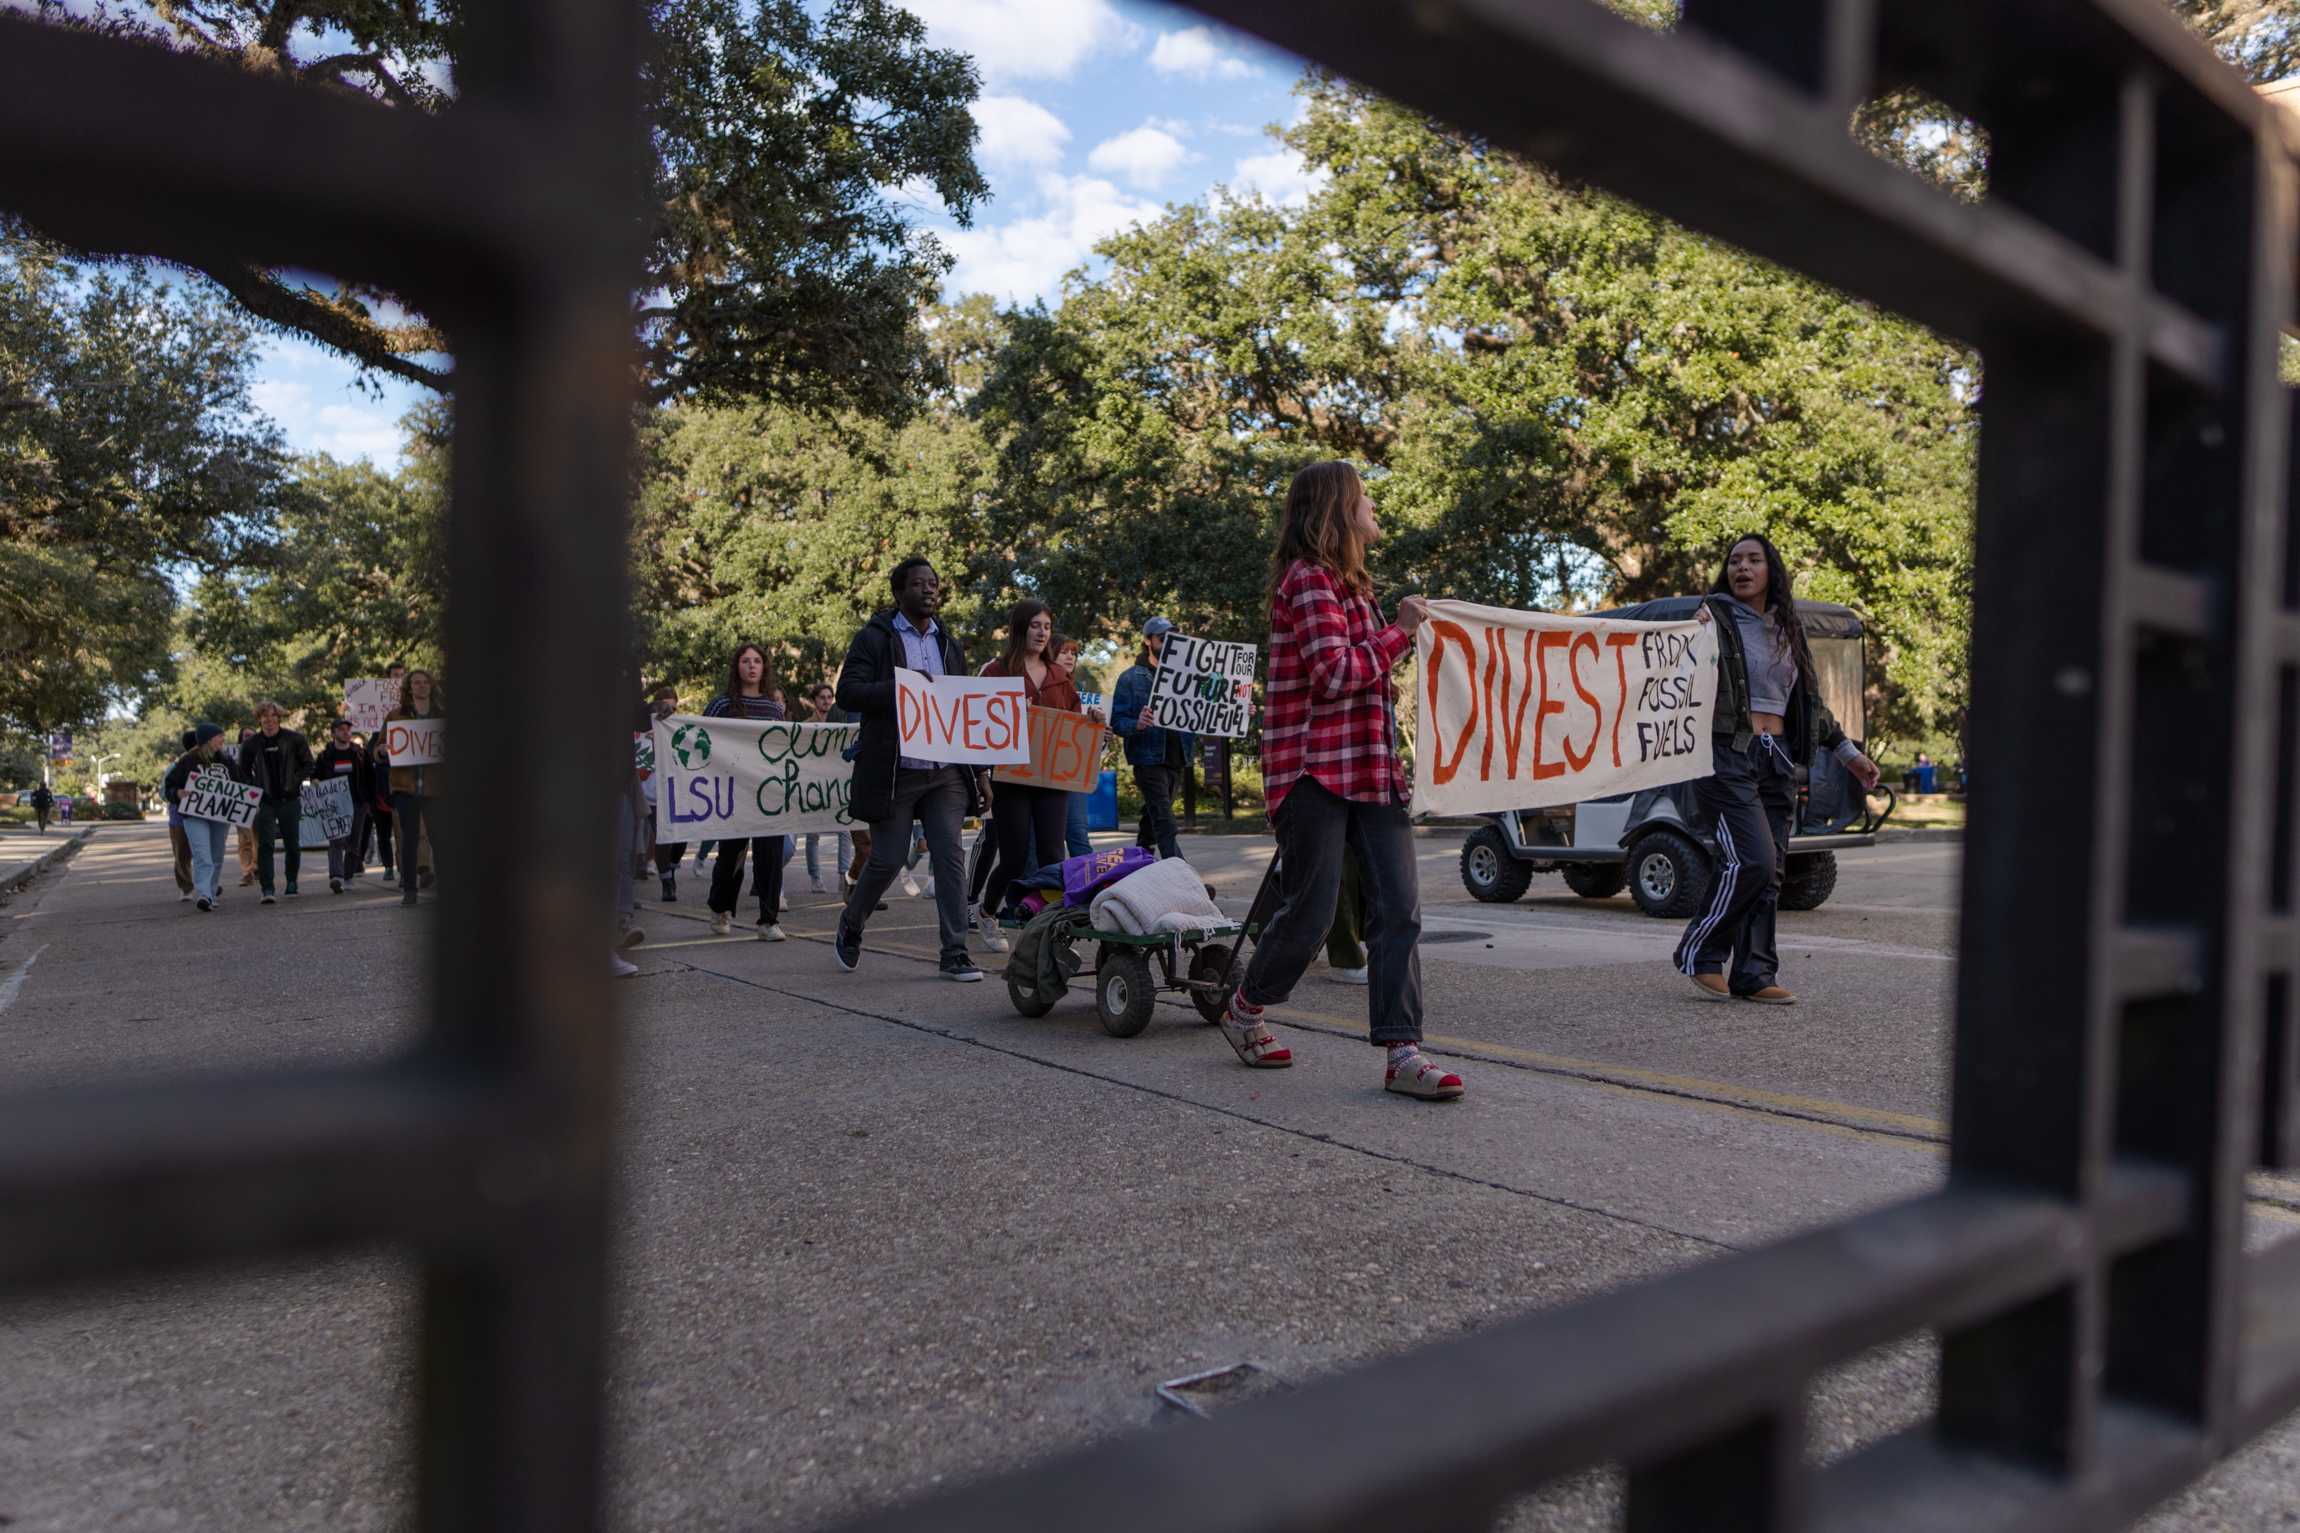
left=1261, top=559, right=1412, bottom=818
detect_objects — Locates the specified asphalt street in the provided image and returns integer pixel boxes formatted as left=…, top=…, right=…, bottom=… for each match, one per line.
left=1, top=820, right=2294, bottom=1531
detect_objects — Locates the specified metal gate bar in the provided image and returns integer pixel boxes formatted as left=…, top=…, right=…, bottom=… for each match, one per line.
left=0, top=4, right=644, bottom=1530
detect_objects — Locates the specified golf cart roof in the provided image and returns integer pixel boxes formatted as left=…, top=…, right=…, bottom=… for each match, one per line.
left=1597, top=595, right=1865, bottom=640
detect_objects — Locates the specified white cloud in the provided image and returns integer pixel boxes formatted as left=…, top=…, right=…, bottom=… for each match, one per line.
left=1148, top=25, right=1254, bottom=80
left=903, top=0, right=1139, bottom=82
left=1086, top=124, right=1191, bottom=190
left=1227, top=146, right=1327, bottom=208
left=971, top=94, right=1072, bottom=170
left=941, top=172, right=1162, bottom=303
left=248, top=352, right=418, bottom=466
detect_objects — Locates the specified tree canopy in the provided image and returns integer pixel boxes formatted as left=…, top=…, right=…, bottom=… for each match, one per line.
left=26, top=0, right=988, bottom=417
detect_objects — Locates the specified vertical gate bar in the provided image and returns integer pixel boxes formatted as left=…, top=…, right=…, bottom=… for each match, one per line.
left=1624, top=1401, right=1807, bottom=1533
left=411, top=0, right=647, bottom=1528
left=1938, top=68, right=2157, bottom=1473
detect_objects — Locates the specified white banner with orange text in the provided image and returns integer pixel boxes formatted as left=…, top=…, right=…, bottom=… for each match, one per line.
left=1412, top=599, right=1716, bottom=816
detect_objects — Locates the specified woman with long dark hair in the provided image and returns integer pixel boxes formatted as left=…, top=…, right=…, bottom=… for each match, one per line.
left=973, top=598, right=1086, bottom=940
left=1225, top=459, right=1464, bottom=1100
left=1676, top=534, right=1881, bottom=1003
left=383, top=670, right=442, bottom=907
left=703, top=642, right=789, bottom=941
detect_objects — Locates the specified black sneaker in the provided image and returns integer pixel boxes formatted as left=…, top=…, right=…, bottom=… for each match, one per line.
left=659, top=878, right=676, bottom=903
left=195, top=896, right=213, bottom=912
left=329, top=877, right=343, bottom=894
left=833, top=920, right=862, bottom=971
left=940, top=957, right=984, bottom=983
left=401, top=891, right=418, bottom=907
left=285, top=883, right=299, bottom=898
left=260, top=890, right=277, bottom=905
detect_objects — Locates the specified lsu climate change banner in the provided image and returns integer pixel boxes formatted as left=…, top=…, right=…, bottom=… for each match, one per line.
left=653, top=714, right=858, bottom=840
left=1413, top=599, right=1715, bottom=816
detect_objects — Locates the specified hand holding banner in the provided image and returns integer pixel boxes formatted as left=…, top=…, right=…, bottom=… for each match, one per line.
left=1412, top=599, right=1715, bottom=816
left=997, top=707, right=1106, bottom=791
left=1149, top=634, right=1256, bottom=737
left=893, top=669, right=1028, bottom=765
left=344, top=678, right=397, bottom=735
left=298, top=775, right=355, bottom=844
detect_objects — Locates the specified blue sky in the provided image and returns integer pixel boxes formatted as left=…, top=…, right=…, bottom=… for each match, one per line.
left=251, top=1, right=1314, bottom=468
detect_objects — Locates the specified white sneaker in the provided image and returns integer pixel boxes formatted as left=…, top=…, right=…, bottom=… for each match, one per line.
left=710, top=911, right=733, bottom=936
left=976, top=911, right=1011, bottom=953
left=609, top=952, right=639, bottom=978
left=756, top=922, right=786, bottom=942
left=901, top=873, right=922, bottom=898
left=1331, top=966, right=1369, bottom=986
left=179, top=891, right=193, bottom=902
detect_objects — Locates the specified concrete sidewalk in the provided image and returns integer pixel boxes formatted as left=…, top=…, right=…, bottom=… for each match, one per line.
left=0, top=824, right=2290, bottom=1530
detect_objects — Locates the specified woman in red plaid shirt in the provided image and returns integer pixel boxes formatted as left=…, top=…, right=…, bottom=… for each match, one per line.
left=1222, top=461, right=1466, bottom=1101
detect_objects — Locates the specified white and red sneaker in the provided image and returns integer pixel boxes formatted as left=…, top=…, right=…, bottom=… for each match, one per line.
left=1218, top=989, right=1293, bottom=1068
left=1385, top=1047, right=1464, bottom=1101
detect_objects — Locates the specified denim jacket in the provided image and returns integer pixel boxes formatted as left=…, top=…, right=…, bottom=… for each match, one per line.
left=1109, top=663, right=1194, bottom=768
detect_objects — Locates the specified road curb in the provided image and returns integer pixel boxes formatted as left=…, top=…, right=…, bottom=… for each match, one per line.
left=0, top=827, right=95, bottom=901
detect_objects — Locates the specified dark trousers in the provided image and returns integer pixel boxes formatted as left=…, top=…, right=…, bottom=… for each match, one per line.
left=369, top=807, right=396, bottom=874
left=169, top=821, right=195, bottom=894
left=1133, top=763, right=1182, bottom=860
left=651, top=808, right=684, bottom=878
left=1242, top=777, right=1422, bottom=1044
left=1675, top=736, right=1797, bottom=993
left=979, top=783, right=1068, bottom=918
left=395, top=793, right=433, bottom=894
left=708, top=835, right=786, bottom=920
left=844, top=767, right=970, bottom=965
left=254, top=797, right=302, bottom=892
left=1324, top=847, right=1366, bottom=969
left=330, top=804, right=370, bottom=880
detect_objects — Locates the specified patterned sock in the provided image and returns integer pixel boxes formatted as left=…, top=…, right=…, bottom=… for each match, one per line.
left=1229, top=988, right=1264, bottom=1020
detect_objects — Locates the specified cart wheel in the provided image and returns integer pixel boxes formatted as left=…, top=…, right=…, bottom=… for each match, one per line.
left=1460, top=825, right=1534, bottom=903
left=1096, top=950, right=1157, bottom=1038
left=1188, top=943, right=1235, bottom=1025
left=1006, top=962, right=1058, bottom=1018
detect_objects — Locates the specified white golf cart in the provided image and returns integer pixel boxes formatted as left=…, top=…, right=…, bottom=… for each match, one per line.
left=1456, top=597, right=1894, bottom=918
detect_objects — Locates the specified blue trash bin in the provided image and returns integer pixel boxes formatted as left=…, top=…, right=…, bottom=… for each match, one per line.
left=1912, top=763, right=1937, bottom=794
left=1087, top=769, right=1119, bottom=831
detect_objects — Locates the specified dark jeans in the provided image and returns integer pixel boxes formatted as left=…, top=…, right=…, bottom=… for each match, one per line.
left=1133, top=763, right=1182, bottom=860
left=1324, top=847, right=1366, bottom=969
left=1241, top=777, right=1422, bottom=1044
left=329, top=803, right=370, bottom=880
left=254, top=797, right=302, bottom=892
left=395, top=793, right=433, bottom=895
left=651, top=808, right=684, bottom=878
left=708, top=835, right=786, bottom=920
left=843, top=766, right=970, bottom=965
left=369, top=807, right=396, bottom=874
left=979, top=783, right=1068, bottom=918
left=1675, top=736, right=1797, bottom=994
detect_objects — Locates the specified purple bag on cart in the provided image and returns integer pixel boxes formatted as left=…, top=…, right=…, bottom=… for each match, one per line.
left=1062, top=847, right=1155, bottom=908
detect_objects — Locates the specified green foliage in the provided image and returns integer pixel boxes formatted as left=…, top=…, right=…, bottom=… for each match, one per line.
left=967, top=79, right=1977, bottom=745
left=27, top=0, right=986, bottom=416
left=0, top=229, right=291, bottom=736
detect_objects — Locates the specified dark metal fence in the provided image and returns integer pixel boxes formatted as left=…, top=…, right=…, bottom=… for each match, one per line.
left=0, top=0, right=2294, bottom=1529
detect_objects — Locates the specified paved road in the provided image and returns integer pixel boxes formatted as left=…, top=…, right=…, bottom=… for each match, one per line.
left=0, top=822, right=2293, bottom=1531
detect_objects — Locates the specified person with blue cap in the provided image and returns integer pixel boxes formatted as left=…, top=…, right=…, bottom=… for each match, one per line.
left=1109, top=615, right=1194, bottom=861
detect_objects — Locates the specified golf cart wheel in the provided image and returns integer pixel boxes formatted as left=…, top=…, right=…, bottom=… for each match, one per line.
left=1627, top=829, right=1710, bottom=919
left=1187, top=943, right=1236, bottom=1024
left=1560, top=864, right=1628, bottom=900
left=1779, top=851, right=1840, bottom=911
left=1460, top=826, right=1534, bottom=904
left=1096, top=950, right=1157, bottom=1038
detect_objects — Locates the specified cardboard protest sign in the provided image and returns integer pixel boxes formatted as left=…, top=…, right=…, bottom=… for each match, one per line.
left=893, top=669, right=1028, bottom=766
left=343, top=678, right=398, bottom=735
left=1412, top=599, right=1716, bottom=816
left=297, top=775, right=355, bottom=845
left=997, top=707, right=1105, bottom=792
left=654, top=716, right=861, bottom=839
left=181, top=767, right=261, bottom=828
left=1148, top=635, right=1256, bottom=738
left=384, top=716, right=443, bottom=766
